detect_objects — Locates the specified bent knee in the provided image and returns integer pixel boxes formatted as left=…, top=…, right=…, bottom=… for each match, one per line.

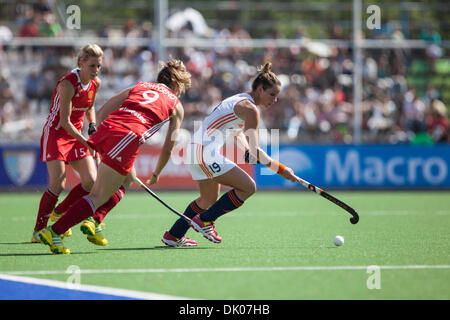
left=251, top=182, right=257, bottom=195
left=234, top=180, right=256, bottom=202
left=80, top=173, right=96, bottom=191
left=81, top=179, right=95, bottom=192
left=49, top=176, right=66, bottom=194
left=246, top=180, right=257, bottom=196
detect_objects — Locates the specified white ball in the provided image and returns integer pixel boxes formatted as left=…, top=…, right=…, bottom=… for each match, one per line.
left=333, top=235, right=344, bottom=246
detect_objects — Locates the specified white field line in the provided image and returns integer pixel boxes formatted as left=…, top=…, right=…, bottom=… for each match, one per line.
left=2, top=265, right=450, bottom=276
left=0, top=273, right=189, bottom=300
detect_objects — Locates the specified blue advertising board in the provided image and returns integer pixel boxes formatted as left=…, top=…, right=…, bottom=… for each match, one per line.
left=1, top=144, right=450, bottom=190
left=254, top=144, right=450, bottom=189
left=0, top=145, right=48, bottom=189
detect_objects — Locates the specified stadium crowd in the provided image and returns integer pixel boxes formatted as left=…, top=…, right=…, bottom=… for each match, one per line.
left=0, top=1, right=448, bottom=144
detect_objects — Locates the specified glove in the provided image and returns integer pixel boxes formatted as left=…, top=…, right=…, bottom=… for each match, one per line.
left=88, top=122, right=97, bottom=136
left=244, top=149, right=260, bottom=164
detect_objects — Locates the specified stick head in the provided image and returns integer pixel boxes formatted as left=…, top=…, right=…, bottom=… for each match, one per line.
left=350, top=215, right=359, bottom=224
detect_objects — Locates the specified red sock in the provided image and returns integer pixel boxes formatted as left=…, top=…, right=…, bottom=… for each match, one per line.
left=52, top=196, right=95, bottom=235
left=54, top=183, right=90, bottom=214
left=92, top=186, right=126, bottom=223
left=34, top=188, right=59, bottom=231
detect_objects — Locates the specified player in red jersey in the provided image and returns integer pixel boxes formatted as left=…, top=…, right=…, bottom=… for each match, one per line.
left=31, top=44, right=104, bottom=243
left=38, top=58, right=192, bottom=254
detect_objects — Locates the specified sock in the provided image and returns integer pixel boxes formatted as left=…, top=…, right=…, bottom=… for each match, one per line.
left=54, top=183, right=90, bottom=214
left=200, top=189, right=244, bottom=222
left=92, top=186, right=126, bottom=223
left=34, top=188, right=59, bottom=231
left=52, top=196, right=95, bottom=235
left=169, top=200, right=205, bottom=238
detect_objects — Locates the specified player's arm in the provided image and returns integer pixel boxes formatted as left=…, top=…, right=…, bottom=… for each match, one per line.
left=234, top=100, right=271, bottom=164
left=148, top=102, right=184, bottom=185
left=95, top=86, right=132, bottom=126
left=58, top=80, right=89, bottom=147
left=235, top=100, right=299, bottom=183
left=86, top=78, right=100, bottom=136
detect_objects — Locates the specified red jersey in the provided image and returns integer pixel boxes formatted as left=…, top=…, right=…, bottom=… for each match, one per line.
left=44, top=69, right=99, bottom=138
left=105, top=82, right=179, bottom=144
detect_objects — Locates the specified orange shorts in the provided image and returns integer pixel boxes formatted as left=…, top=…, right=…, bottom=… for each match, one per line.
left=87, top=122, right=140, bottom=176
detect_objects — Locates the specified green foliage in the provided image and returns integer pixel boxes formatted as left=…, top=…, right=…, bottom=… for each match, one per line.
left=36, top=0, right=448, bottom=39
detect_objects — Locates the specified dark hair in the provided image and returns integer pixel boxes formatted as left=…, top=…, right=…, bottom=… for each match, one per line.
left=157, top=58, right=191, bottom=95
left=251, top=62, right=281, bottom=91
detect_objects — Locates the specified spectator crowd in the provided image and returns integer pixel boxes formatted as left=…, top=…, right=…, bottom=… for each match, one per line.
left=0, top=1, right=448, bottom=144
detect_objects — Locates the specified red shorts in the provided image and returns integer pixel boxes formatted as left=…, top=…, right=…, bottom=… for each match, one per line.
left=87, top=122, right=140, bottom=176
left=40, top=127, right=91, bottom=163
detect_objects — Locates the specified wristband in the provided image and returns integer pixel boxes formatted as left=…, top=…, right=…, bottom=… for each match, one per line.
left=277, top=162, right=286, bottom=174
left=268, top=160, right=286, bottom=174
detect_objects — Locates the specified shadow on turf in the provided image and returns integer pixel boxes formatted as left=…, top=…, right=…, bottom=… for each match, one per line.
left=99, top=246, right=339, bottom=252
left=0, top=242, right=33, bottom=245
left=98, top=245, right=215, bottom=252
left=0, top=252, right=96, bottom=257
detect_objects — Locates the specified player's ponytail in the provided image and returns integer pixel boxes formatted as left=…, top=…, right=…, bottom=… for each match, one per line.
left=251, top=62, right=281, bottom=91
left=77, top=44, right=103, bottom=67
left=261, top=62, right=272, bottom=74
left=157, top=58, right=192, bottom=96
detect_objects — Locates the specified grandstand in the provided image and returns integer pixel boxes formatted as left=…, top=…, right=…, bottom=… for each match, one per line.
left=0, top=0, right=448, bottom=144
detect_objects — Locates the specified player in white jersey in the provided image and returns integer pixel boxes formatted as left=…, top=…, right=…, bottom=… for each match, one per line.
left=188, top=92, right=250, bottom=180
left=160, top=62, right=301, bottom=247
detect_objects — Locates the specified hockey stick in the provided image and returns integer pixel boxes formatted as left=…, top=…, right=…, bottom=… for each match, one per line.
left=245, top=150, right=359, bottom=224
left=134, top=177, right=193, bottom=223
left=295, top=177, right=359, bottom=224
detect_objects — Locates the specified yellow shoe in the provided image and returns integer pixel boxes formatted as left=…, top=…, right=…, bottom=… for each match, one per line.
left=80, top=217, right=108, bottom=246
left=38, top=227, right=70, bottom=255
left=50, top=210, right=72, bottom=238
left=31, top=230, right=41, bottom=243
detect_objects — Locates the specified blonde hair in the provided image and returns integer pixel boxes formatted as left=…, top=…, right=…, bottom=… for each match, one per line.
left=157, top=58, right=192, bottom=95
left=77, top=44, right=103, bottom=67
left=251, top=62, right=281, bottom=91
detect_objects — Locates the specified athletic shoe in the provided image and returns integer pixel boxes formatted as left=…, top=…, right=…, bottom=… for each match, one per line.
left=39, top=227, right=70, bottom=255
left=50, top=210, right=72, bottom=238
left=161, top=231, right=198, bottom=247
left=190, top=215, right=222, bottom=243
left=80, top=217, right=108, bottom=246
left=31, top=230, right=41, bottom=243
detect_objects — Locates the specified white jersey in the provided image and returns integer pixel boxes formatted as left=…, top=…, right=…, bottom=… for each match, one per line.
left=192, top=92, right=254, bottom=147
left=188, top=92, right=254, bottom=180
